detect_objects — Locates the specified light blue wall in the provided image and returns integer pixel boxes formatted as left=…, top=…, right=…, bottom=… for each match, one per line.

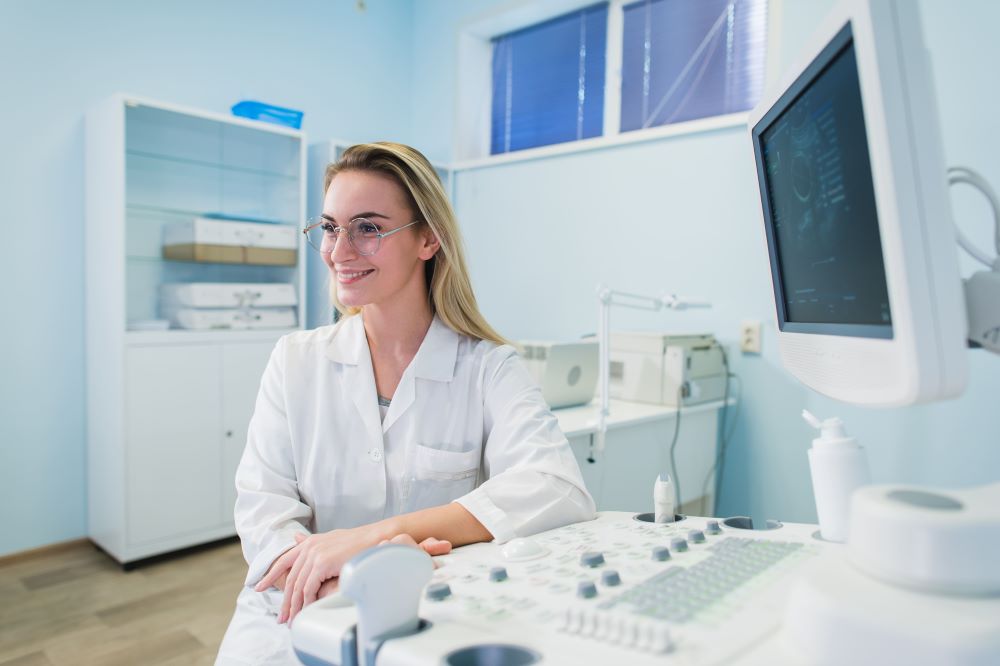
left=410, top=0, right=1000, bottom=522
left=0, top=0, right=415, bottom=557
left=3, top=0, right=997, bottom=557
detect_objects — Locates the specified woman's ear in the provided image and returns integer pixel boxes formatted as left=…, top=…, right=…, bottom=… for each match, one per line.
left=418, top=226, right=440, bottom=261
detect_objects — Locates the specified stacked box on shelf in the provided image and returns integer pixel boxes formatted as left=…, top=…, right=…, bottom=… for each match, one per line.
left=162, top=216, right=298, bottom=266
left=160, top=282, right=298, bottom=330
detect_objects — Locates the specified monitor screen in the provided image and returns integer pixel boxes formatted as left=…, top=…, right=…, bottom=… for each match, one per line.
left=755, top=24, right=892, bottom=339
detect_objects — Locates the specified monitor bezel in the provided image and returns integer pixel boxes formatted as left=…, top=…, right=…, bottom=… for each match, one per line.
left=751, top=22, right=893, bottom=340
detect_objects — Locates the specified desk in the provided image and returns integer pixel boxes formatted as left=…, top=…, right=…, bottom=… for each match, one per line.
left=554, top=399, right=733, bottom=516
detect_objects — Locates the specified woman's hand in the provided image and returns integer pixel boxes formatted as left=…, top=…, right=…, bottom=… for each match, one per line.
left=279, top=529, right=456, bottom=624
left=273, top=536, right=443, bottom=608
left=254, top=537, right=308, bottom=593
left=380, top=533, right=453, bottom=556
left=316, top=577, right=339, bottom=599
left=279, top=527, right=387, bottom=624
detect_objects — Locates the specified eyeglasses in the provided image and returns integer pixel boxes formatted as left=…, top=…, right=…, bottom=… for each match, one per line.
left=303, top=217, right=421, bottom=257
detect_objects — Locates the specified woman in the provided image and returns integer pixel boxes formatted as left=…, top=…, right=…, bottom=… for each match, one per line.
left=216, top=142, right=595, bottom=664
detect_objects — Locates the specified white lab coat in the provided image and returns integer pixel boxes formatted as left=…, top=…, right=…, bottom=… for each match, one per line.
left=216, top=313, right=595, bottom=665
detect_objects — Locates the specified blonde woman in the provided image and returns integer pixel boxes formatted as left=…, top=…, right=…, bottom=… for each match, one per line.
left=216, top=142, right=595, bottom=664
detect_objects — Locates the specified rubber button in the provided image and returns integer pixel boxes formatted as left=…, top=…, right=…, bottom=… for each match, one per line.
left=601, top=570, right=621, bottom=586
left=577, top=581, right=598, bottom=599
left=425, top=582, right=452, bottom=601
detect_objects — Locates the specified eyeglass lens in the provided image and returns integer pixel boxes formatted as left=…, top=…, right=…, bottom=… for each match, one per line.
left=307, top=218, right=381, bottom=256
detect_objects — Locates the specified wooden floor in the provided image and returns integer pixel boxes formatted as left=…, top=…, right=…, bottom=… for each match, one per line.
left=0, top=540, right=246, bottom=666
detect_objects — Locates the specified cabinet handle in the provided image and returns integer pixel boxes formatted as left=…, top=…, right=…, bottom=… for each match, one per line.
left=225, top=430, right=233, bottom=438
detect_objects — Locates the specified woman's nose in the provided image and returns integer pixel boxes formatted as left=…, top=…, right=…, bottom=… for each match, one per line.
left=329, top=231, right=356, bottom=262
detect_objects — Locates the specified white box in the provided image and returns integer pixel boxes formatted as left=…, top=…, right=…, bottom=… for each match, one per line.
left=609, top=332, right=726, bottom=407
left=160, top=282, right=298, bottom=308
left=162, top=217, right=299, bottom=265
left=163, top=306, right=297, bottom=330
left=163, top=217, right=298, bottom=250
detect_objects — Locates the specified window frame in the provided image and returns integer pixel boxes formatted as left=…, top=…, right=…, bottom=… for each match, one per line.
left=453, top=0, right=784, bottom=170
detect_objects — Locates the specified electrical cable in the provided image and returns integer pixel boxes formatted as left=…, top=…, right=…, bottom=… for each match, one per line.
left=699, top=344, right=732, bottom=515
left=701, top=373, right=742, bottom=503
left=948, top=166, right=1000, bottom=269
left=667, top=384, right=684, bottom=508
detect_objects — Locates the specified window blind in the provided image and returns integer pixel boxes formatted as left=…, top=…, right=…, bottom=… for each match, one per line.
left=491, top=3, right=609, bottom=154
left=620, top=0, right=768, bottom=132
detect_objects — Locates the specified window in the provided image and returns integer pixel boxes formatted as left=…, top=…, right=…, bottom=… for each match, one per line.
left=490, top=4, right=608, bottom=154
left=470, top=0, right=769, bottom=160
left=620, top=0, right=768, bottom=131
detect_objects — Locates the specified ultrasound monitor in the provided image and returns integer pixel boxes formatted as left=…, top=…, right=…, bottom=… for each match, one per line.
left=748, top=0, right=967, bottom=406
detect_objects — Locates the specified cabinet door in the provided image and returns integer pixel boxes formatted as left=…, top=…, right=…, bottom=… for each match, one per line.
left=125, top=345, right=222, bottom=544
left=221, top=342, right=277, bottom=527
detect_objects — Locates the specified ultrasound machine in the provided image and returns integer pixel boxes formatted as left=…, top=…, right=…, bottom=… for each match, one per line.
left=291, top=1, right=1000, bottom=663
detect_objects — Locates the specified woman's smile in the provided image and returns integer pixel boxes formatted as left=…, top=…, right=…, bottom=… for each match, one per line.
left=336, top=268, right=376, bottom=284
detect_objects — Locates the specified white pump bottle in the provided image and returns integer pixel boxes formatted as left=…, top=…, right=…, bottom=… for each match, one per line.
left=802, top=410, right=870, bottom=542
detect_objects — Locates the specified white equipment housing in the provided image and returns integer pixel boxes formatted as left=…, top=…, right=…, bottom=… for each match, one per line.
left=748, top=0, right=968, bottom=407
left=608, top=332, right=725, bottom=407
left=518, top=340, right=599, bottom=409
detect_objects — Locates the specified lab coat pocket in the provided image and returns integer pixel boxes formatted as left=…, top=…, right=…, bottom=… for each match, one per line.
left=405, top=444, right=481, bottom=512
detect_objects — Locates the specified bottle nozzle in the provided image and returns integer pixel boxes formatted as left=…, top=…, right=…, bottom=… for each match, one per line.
left=802, top=410, right=848, bottom=439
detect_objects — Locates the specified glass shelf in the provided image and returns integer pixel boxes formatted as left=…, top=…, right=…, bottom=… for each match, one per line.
left=125, top=254, right=300, bottom=265
left=126, top=202, right=299, bottom=225
left=126, top=155, right=299, bottom=222
left=125, top=328, right=295, bottom=345
left=126, top=149, right=299, bottom=180
left=121, top=101, right=304, bottom=327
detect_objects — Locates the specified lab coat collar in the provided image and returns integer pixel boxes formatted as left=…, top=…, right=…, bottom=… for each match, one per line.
left=326, top=314, right=383, bottom=450
left=324, top=312, right=461, bottom=382
left=410, top=315, right=461, bottom=382
left=325, top=313, right=369, bottom=366
left=384, top=315, right=460, bottom=433
left=325, top=312, right=462, bottom=435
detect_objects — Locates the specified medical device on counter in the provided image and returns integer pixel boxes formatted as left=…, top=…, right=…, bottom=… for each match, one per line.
left=517, top=340, right=598, bottom=409
left=608, top=332, right=726, bottom=407
left=595, top=288, right=710, bottom=453
left=292, top=512, right=851, bottom=666
left=747, top=0, right=1000, bottom=662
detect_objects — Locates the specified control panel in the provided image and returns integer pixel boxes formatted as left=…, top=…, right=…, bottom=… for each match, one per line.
left=292, top=512, right=835, bottom=665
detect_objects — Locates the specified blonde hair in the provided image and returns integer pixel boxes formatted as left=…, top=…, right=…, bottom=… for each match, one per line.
left=324, top=142, right=508, bottom=346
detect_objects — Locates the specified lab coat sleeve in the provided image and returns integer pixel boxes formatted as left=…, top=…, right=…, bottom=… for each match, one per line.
left=234, top=336, right=312, bottom=587
left=456, top=345, right=596, bottom=543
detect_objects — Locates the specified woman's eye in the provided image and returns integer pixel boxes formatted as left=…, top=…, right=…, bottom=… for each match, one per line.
left=357, top=222, right=379, bottom=235
left=321, top=222, right=336, bottom=234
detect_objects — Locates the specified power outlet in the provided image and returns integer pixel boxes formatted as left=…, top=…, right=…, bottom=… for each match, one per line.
left=740, top=320, right=762, bottom=354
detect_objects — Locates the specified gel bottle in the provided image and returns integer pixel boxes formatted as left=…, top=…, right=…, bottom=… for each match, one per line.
left=802, top=410, right=870, bottom=542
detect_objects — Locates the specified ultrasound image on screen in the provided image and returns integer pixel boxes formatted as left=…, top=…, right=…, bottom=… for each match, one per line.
left=759, top=39, right=891, bottom=330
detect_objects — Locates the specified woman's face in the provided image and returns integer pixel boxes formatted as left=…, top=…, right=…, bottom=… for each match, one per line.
left=322, top=170, right=438, bottom=309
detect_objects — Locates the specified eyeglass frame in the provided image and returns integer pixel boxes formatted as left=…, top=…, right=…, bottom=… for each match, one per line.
left=302, top=216, right=422, bottom=256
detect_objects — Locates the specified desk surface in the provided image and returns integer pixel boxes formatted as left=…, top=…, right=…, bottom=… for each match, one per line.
left=553, top=398, right=734, bottom=438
